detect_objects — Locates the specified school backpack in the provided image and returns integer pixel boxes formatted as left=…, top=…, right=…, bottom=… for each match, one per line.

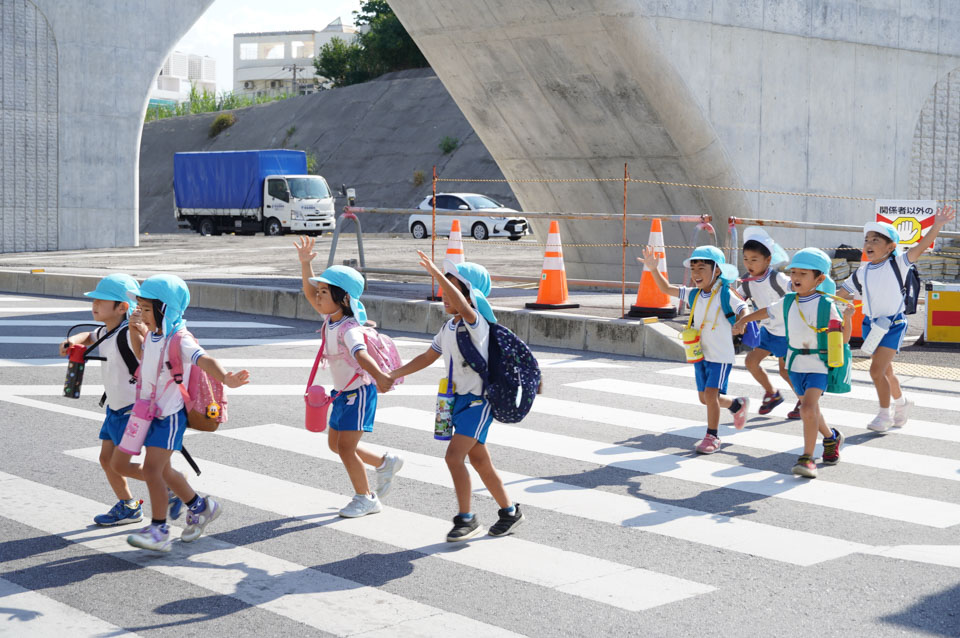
left=782, top=293, right=851, bottom=394
left=739, top=272, right=786, bottom=301
left=455, top=322, right=541, bottom=424
left=96, top=324, right=140, bottom=409
left=686, top=285, right=740, bottom=326
left=168, top=330, right=227, bottom=431
left=322, top=318, right=405, bottom=389
left=849, top=255, right=921, bottom=315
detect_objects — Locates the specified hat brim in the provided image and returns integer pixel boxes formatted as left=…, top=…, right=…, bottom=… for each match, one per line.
left=442, top=259, right=471, bottom=291
left=84, top=291, right=125, bottom=302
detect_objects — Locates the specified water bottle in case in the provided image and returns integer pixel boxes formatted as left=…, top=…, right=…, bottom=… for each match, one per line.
left=435, top=377, right=455, bottom=441
left=63, top=344, right=87, bottom=398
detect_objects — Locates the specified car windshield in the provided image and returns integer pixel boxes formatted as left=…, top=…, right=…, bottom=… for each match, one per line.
left=287, top=177, right=331, bottom=200
left=462, top=195, right=502, bottom=209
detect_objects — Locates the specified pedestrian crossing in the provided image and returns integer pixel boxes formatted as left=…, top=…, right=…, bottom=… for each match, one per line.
left=1, top=292, right=959, bottom=636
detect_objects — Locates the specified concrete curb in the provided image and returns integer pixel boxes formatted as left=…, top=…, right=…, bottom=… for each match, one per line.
left=0, top=270, right=685, bottom=361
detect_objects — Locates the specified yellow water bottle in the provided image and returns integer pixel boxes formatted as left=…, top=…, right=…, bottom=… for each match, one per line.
left=827, top=319, right=843, bottom=368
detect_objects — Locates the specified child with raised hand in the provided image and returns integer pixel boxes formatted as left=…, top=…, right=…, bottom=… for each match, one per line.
left=838, top=206, right=956, bottom=432
left=58, top=274, right=174, bottom=526
left=123, top=274, right=249, bottom=552
left=295, top=236, right=403, bottom=518
left=735, top=248, right=855, bottom=478
left=388, top=250, right=523, bottom=542
left=737, top=228, right=798, bottom=418
left=640, top=245, right=750, bottom=454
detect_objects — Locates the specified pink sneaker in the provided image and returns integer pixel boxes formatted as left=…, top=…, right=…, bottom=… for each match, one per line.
left=732, top=397, right=750, bottom=430
left=695, top=433, right=721, bottom=454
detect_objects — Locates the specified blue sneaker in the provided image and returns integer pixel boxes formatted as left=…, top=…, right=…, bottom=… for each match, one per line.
left=167, top=491, right=183, bottom=521
left=94, top=499, right=143, bottom=527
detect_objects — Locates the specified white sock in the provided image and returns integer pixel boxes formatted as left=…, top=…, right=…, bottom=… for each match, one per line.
left=894, top=395, right=906, bottom=406
left=880, top=406, right=893, bottom=417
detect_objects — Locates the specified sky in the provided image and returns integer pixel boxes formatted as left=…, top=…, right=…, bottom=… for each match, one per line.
left=173, top=0, right=362, bottom=93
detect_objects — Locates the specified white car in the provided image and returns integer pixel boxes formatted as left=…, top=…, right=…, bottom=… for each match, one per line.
left=408, top=193, right=529, bottom=241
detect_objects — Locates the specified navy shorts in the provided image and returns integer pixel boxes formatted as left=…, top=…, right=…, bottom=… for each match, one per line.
left=329, top=384, right=377, bottom=432
left=789, top=372, right=828, bottom=396
left=863, top=314, right=908, bottom=353
left=99, top=404, right=133, bottom=446
left=452, top=393, right=494, bottom=444
left=144, top=409, right=188, bottom=451
left=694, top=360, right=732, bottom=394
left=757, top=327, right=788, bottom=359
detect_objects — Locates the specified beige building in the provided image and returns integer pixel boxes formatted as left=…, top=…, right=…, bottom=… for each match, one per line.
left=150, top=50, right=216, bottom=107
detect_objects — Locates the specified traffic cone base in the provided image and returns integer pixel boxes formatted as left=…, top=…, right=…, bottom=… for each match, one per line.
left=625, top=217, right=677, bottom=319
left=626, top=303, right=677, bottom=318
left=525, top=221, right=579, bottom=310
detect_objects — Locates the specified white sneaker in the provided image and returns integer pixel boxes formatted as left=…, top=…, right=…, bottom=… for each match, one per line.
left=375, top=453, right=404, bottom=500
left=181, top=496, right=222, bottom=543
left=893, top=397, right=913, bottom=428
left=127, top=524, right=172, bottom=552
left=339, top=493, right=382, bottom=518
left=867, top=409, right=894, bottom=433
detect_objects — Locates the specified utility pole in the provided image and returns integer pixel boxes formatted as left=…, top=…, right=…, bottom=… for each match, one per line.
left=283, top=63, right=305, bottom=95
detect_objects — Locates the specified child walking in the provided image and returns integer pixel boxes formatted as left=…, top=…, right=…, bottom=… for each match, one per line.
left=58, top=274, right=182, bottom=526
left=640, top=245, right=751, bottom=453
left=123, top=274, right=249, bottom=552
left=388, top=251, right=523, bottom=541
left=737, top=228, right=799, bottom=418
left=295, top=237, right=403, bottom=518
left=838, top=207, right=955, bottom=432
left=735, top=248, right=855, bottom=478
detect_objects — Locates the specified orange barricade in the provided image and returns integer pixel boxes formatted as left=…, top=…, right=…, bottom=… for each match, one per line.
left=627, top=218, right=678, bottom=318
left=525, top=221, right=579, bottom=310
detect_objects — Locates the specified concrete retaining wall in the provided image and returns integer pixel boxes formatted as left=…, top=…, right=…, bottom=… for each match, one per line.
left=0, top=269, right=684, bottom=361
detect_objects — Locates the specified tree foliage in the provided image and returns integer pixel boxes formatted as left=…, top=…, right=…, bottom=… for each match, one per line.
left=314, top=0, right=428, bottom=88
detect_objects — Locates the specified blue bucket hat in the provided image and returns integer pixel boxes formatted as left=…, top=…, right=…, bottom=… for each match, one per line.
left=126, top=274, right=190, bottom=336
left=443, top=259, right=497, bottom=325
left=310, top=265, right=367, bottom=324
left=864, top=221, right=902, bottom=255
left=787, top=247, right=832, bottom=274
left=84, top=274, right=140, bottom=316
left=682, top=245, right=738, bottom=283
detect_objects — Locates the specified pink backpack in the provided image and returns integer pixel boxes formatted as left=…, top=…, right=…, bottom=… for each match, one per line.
left=321, top=318, right=404, bottom=389
left=168, top=330, right=227, bottom=431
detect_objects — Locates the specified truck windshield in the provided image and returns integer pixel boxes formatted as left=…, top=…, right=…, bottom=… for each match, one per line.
left=287, top=177, right=331, bottom=200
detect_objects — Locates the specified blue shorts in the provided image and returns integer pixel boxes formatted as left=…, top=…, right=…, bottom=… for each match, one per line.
left=144, top=409, right=188, bottom=451
left=789, top=372, right=828, bottom=396
left=757, top=327, right=788, bottom=359
left=863, top=314, right=908, bottom=353
left=99, top=404, right=133, bottom=446
left=329, top=384, right=377, bottom=432
left=694, top=360, right=732, bottom=394
left=452, top=393, right=494, bottom=444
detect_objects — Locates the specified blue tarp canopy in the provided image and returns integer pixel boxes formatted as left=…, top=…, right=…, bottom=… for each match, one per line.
left=174, top=150, right=307, bottom=209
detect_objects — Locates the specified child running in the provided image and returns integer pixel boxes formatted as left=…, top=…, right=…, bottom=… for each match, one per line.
left=838, top=207, right=956, bottom=432
left=388, top=251, right=523, bottom=541
left=58, top=274, right=181, bottom=526
left=737, top=228, right=799, bottom=418
left=295, top=236, right=403, bottom=518
left=641, top=245, right=751, bottom=453
left=123, top=274, right=249, bottom=552
left=735, top=248, right=855, bottom=478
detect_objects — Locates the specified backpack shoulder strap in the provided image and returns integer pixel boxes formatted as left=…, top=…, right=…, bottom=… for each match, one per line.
left=889, top=254, right=904, bottom=292
left=815, top=295, right=832, bottom=363
left=687, top=287, right=697, bottom=309
left=455, top=321, right=489, bottom=382
left=769, top=272, right=785, bottom=297
left=740, top=277, right=751, bottom=300
left=116, top=326, right=139, bottom=379
left=851, top=268, right=862, bottom=294
left=720, top=286, right=737, bottom=325
left=167, top=330, right=185, bottom=382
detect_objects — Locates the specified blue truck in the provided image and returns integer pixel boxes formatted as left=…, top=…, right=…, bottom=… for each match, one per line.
left=174, top=150, right=337, bottom=236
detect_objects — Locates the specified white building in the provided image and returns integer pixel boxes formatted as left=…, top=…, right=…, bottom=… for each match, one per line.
left=149, top=51, right=216, bottom=108
left=233, top=18, right=357, bottom=96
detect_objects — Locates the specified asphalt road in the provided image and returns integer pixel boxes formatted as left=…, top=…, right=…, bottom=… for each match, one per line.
left=1, top=292, right=960, bottom=637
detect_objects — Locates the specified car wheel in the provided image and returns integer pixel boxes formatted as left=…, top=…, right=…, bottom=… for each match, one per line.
left=508, top=235, right=522, bottom=241
left=472, top=223, right=489, bottom=241
left=265, top=217, right=283, bottom=236
left=411, top=222, right=428, bottom=239
left=198, top=217, right=215, bottom=236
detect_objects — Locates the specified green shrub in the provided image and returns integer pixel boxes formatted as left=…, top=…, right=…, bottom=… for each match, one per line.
left=306, top=152, right=319, bottom=175
left=439, top=136, right=459, bottom=154
left=412, top=169, right=426, bottom=186
left=209, top=113, right=236, bottom=138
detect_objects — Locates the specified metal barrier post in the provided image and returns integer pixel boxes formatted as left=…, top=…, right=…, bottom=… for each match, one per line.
left=727, top=217, right=739, bottom=269
left=326, top=208, right=366, bottom=269
left=622, top=162, right=629, bottom=317
left=679, top=216, right=717, bottom=313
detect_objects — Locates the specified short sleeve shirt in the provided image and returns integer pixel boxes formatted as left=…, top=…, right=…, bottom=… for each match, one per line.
left=767, top=293, right=841, bottom=374
left=678, top=285, right=747, bottom=364
left=431, top=316, right=490, bottom=396
left=737, top=269, right=792, bottom=336
left=140, top=329, right=206, bottom=417
left=324, top=316, right=367, bottom=392
left=93, top=321, right=137, bottom=410
left=841, top=253, right=912, bottom=319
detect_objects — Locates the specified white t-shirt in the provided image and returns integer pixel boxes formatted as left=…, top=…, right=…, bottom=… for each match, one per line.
left=737, top=269, right=792, bottom=336
left=93, top=320, right=137, bottom=410
left=766, top=293, right=841, bottom=374
left=431, top=316, right=490, bottom=396
left=324, top=316, right=367, bottom=392
left=139, top=329, right=206, bottom=417
left=678, top=285, right=747, bottom=364
left=841, top=253, right=912, bottom=319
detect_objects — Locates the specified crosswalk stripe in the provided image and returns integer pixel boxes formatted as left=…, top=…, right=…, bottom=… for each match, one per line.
left=0, top=320, right=294, bottom=329
left=567, top=378, right=960, bottom=445
left=63, top=444, right=713, bottom=611
left=0, top=472, right=521, bottom=638
left=658, top=365, right=960, bottom=414
left=0, top=357, right=627, bottom=369
left=0, top=576, right=140, bottom=637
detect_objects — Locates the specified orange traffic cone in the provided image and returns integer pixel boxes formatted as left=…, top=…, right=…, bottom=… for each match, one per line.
left=627, top=218, right=678, bottom=318
left=525, top=221, right=579, bottom=310
left=428, top=219, right=466, bottom=301
left=849, top=249, right=868, bottom=344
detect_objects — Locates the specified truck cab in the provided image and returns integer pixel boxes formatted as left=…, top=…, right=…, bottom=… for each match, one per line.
left=263, top=175, right=336, bottom=236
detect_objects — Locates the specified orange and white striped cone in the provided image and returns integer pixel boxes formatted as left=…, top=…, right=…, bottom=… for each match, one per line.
left=627, top=218, right=678, bottom=318
left=525, top=221, right=579, bottom=310
left=848, top=249, right=868, bottom=345
left=428, top=219, right=466, bottom=301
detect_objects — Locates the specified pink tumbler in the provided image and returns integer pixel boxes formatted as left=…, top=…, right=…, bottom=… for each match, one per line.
left=304, top=385, right=332, bottom=433
left=118, top=398, right=156, bottom=455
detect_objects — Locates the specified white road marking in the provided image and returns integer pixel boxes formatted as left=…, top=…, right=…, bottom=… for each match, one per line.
left=0, top=357, right=626, bottom=369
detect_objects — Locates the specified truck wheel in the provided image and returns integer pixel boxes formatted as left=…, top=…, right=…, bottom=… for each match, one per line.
left=471, top=223, right=489, bottom=241
left=199, top=217, right=215, bottom=236
left=411, top=222, right=427, bottom=239
left=265, top=217, right=283, bottom=236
